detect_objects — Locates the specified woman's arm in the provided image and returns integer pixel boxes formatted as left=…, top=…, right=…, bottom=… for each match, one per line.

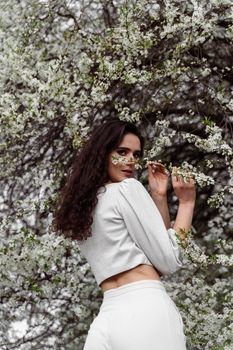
left=147, top=161, right=171, bottom=229
left=171, top=169, right=196, bottom=245
left=117, top=178, right=183, bottom=275
left=150, top=193, right=171, bottom=230
left=173, top=202, right=195, bottom=234
left=148, top=162, right=196, bottom=244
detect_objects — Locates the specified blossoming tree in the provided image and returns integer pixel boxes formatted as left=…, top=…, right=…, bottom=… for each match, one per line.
left=0, top=0, right=232, bottom=349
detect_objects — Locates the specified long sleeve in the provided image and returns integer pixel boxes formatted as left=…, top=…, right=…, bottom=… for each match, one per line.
left=116, top=178, right=183, bottom=275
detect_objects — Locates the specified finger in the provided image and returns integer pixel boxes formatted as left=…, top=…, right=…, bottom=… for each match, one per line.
left=177, top=175, right=183, bottom=182
left=148, top=160, right=164, bottom=167
left=188, top=176, right=195, bottom=184
left=147, top=163, right=156, bottom=176
left=171, top=166, right=180, bottom=179
left=171, top=174, right=179, bottom=182
left=183, top=174, right=195, bottom=183
left=148, top=162, right=155, bottom=171
left=151, top=163, right=158, bottom=171
left=148, top=162, right=159, bottom=174
left=185, top=173, right=193, bottom=182
left=152, top=162, right=168, bottom=174
left=189, top=177, right=196, bottom=185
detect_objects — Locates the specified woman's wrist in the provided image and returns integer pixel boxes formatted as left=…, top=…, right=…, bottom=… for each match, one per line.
left=178, top=200, right=195, bottom=208
left=150, top=191, right=167, bottom=201
left=173, top=201, right=195, bottom=235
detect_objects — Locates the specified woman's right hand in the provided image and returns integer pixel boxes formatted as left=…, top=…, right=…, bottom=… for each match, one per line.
left=171, top=167, right=196, bottom=204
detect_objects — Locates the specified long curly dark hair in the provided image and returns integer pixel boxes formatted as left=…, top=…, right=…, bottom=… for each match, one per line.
left=52, top=118, right=145, bottom=241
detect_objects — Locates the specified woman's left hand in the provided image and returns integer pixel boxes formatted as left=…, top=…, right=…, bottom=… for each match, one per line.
left=147, top=161, right=170, bottom=197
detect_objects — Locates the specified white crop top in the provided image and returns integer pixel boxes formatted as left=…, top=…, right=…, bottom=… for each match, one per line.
left=77, top=178, right=183, bottom=286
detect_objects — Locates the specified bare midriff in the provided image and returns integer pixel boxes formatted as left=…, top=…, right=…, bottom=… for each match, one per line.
left=100, top=264, right=161, bottom=292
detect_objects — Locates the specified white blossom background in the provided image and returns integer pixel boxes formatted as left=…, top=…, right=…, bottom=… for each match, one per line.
left=0, top=0, right=233, bottom=349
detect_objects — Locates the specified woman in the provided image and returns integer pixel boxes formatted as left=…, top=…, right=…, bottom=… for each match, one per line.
left=53, top=118, right=196, bottom=350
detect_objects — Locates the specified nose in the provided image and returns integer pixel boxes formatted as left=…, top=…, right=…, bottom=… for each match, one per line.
left=126, top=155, right=136, bottom=164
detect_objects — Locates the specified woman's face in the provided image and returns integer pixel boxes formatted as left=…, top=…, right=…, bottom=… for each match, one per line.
left=107, top=133, right=141, bottom=184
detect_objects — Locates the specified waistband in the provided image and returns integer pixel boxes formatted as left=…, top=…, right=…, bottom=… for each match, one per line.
left=103, top=279, right=166, bottom=300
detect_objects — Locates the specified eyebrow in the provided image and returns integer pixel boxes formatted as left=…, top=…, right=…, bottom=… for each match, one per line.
left=116, top=147, right=141, bottom=153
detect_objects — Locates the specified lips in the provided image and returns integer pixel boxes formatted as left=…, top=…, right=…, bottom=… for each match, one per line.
left=122, top=170, right=133, bottom=175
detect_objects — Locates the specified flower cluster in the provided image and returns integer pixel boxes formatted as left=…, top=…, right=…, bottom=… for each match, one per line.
left=168, top=161, right=215, bottom=188
left=111, top=154, right=142, bottom=170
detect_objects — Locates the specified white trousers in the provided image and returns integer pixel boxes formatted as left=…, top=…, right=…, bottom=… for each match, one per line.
left=83, top=279, right=187, bottom=350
